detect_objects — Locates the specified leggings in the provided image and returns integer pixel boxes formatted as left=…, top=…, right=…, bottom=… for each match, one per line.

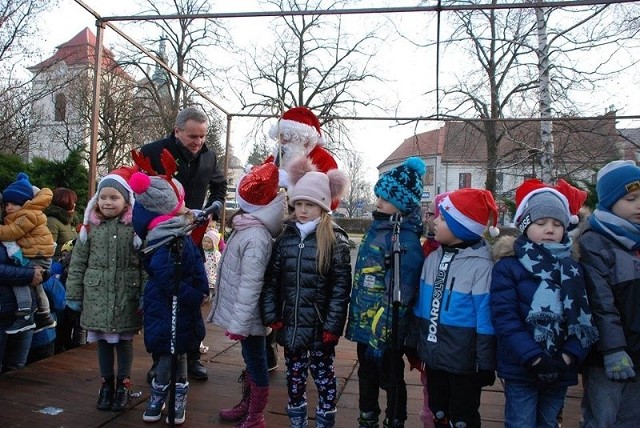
left=285, top=347, right=337, bottom=412
left=97, top=339, right=133, bottom=379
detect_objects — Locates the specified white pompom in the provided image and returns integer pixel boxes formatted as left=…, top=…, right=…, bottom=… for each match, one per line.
left=570, top=214, right=579, bottom=224
left=278, top=169, right=289, bottom=189
left=489, top=226, right=500, bottom=237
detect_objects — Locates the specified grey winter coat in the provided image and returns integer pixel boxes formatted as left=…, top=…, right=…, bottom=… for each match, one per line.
left=208, top=193, right=286, bottom=337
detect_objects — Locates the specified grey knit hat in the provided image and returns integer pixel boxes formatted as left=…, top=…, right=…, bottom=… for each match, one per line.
left=515, top=190, right=570, bottom=232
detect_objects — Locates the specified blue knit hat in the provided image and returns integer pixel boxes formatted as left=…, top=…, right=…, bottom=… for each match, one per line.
left=2, top=172, right=34, bottom=205
left=374, top=157, right=426, bottom=214
left=596, top=160, right=640, bottom=210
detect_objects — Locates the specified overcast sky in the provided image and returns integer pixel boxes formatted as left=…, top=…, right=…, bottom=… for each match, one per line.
left=37, top=0, right=640, bottom=184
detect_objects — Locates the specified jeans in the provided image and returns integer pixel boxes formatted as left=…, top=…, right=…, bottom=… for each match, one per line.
left=242, top=335, right=268, bottom=387
left=0, top=329, right=34, bottom=372
left=582, top=365, right=640, bottom=428
left=503, top=380, right=567, bottom=428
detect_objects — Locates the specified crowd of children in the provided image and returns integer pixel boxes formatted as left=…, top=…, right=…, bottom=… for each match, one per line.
left=4, top=105, right=640, bottom=428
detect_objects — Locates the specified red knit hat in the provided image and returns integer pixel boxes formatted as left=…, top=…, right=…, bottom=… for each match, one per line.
left=236, top=160, right=279, bottom=213
left=439, top=188, right=500, bottom=239
left=269, top=106, right=324, bottom=146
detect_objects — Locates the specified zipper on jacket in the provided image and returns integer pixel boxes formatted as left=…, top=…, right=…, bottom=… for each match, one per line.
left=291, top=238, right=304, bottom=349
left=314, top=303, right=325, bottom=324
left=445, top=277, right=456, bottom=311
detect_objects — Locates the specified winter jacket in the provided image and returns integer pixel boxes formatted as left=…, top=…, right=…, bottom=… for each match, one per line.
left=579, top=223, right=640, bottom=366
left=261, top=220, right=352, bottom=352
left=140, top=133, right=227, bottom=209
left=411, top=240, right=496, bottom=374
left=30, top=276, right=66, bottom=348
left=345, top=208, right=424, bottom=349
left=0, top=188, right=55, bottom=258
left=44, top=204, right=77, bottom=258
left=141, top=232, right=209, bottom=355
left=209, top=193, right=286, bottom=337
left=490, top=236, right=589, bottom=385
left=66, top=217, right=143, bottom=333
left=0, top=244, right=37, bottom=327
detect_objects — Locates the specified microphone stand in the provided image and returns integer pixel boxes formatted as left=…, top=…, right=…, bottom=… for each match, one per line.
left=389, top=212, right=403, bottom=423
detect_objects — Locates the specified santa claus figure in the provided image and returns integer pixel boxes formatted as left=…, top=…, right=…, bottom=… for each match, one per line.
left=269, top=106, right=338, bottom=186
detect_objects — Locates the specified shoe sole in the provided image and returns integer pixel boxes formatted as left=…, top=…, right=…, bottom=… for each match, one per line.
left=267, top=364, right=278, bottom=372
left=6, top=324, right=36, bottom=334
left=33, top=321, right=57, bottom=334
left=143, top=404, right=166, bottom=422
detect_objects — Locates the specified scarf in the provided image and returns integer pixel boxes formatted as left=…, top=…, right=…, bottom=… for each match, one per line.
left=589, top=209, right=640, bottom=250
left=296, top=218, right=320, bottom=240
left=514, top=234, right=598, bottom=354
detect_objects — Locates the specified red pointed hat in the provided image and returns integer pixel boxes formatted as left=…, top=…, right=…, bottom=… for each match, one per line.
left=439, top=188, right=500, bottom=239
left=514, top=178, right=573, bottom=231
left=269, top=106, right=324, bottom=146
left=555, top=179, right=587, bottom=222
left=236, top=160, right=279, bottom=213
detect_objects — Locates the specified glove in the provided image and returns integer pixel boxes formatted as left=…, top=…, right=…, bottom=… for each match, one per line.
left=604, top=350, right=636, bottom=381
left=225, top=330, right=246, bottom=341
left=66, top=299, right=83, bottom=313
left=270, top=321, right=283, bottom=331
left=322, top=331, right=340, bottom=346
left=476, top=369, right=496, bottom=387
left=529, top=354, right=564, bottom=384
left=404, top=347, right=424, bottom=372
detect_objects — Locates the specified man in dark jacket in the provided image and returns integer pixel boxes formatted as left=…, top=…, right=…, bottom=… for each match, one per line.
left=140, top=106, right=227, bottom=382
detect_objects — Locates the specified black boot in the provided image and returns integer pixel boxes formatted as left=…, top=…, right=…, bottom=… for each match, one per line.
left=383, top=418, right=405, bottom=428
left=96, top=377, right=114, bottom=411
left=111, top=377, right=130, bottom=412
left=187, top=351, right=208, bottom=381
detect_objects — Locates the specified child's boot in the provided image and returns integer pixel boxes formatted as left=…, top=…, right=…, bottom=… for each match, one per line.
left=166, top=380, right=189, bottom=425
left=383, top=418, right=405, bottom=428
left=143, top=379, right=168, bottom=422
left=6, top=310, right=35, bottom=334
left=33, top=310, right=57, bottom=333
left=237, top=379, right=268, bottom=428
left=219, top=370, right=251, bottom=422
left=359, top=410, right=380, bottom=428
left=316, top=408, right=337, bottom=428
left=111, top=376, right=131, bottom=412
left=286, top=403, right=308, bottom=428
left=96, top=376, right=114, bottom=410
left=433, top=410, right=450, bottom=428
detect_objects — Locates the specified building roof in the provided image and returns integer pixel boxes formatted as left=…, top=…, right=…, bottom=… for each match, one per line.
left=379, top=114, right=620, bottom=175
left=29, top=27, right=125, bottom=74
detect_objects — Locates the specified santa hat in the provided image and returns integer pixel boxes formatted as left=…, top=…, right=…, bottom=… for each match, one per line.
left=433, top=191, right=452, bottom=217
left=439, top=188, right=500, bottom=240
left=555, top=179, right=588, bottom=224
left=236, top=160, right=279, bottom=213
left=287, top=157, right=349, bottom=212
left=513, top=178, right=576, bottom=233
left=269, top=106, right=324, bottom=146
left=79, top=167, right=136, bottom=242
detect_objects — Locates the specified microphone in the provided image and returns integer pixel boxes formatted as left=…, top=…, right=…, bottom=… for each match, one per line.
left=196, top=200, right=223, bottom=224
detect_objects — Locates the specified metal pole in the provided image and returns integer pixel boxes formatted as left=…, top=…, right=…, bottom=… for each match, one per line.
left=88, top=20, right=105, bottom=198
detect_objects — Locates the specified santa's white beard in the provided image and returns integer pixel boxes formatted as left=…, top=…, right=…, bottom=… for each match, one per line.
left=279, top=141, right=312, bottom=167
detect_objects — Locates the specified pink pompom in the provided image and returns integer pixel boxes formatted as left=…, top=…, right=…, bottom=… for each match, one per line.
left=129, top=172, right=150, bottom=194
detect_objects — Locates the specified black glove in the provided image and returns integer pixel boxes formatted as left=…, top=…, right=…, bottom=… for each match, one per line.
left=476, top=369, right=496, bottom=387
left=529, top=354, right=564, bottom=384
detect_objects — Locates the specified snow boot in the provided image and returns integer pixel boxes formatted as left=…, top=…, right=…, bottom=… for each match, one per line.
left=166, top=381, right=189, bottom=425
left=359, top=410, right=380, bottom=428
left=316, top=408, right=337, bottom=428
left=111, top=376, right=131, bottom=412
left=286, top=402, right=309, bottom=428
left=236, top=380, right=269, bottom=428
left=220, top=370, right=251, bottom=422
left=96, top=376, right=114, bottom=411
left=143, top=379, right=168, bottom=422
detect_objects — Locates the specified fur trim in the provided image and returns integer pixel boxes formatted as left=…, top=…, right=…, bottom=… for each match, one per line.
left=492, top=235, right=517, bottom=261
left=327, top=169, right=349, bottom=201
left=287, top=156, right=317, bottom=187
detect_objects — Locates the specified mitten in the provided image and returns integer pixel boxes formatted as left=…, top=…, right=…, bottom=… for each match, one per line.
left=66, top=299, right=83, bottom=313
left=404, top=347, right=424, bottom=372
left=476, top=369, right=496, bottom=387
left=225, top=330, right=246, bottom=341
left=270, top=321, right=283, bottom=331
left=322, top=331, right=340, bottom=346
left=604, top=350, right=636, bottom=381
left=529, top=354, right=564, bottom=384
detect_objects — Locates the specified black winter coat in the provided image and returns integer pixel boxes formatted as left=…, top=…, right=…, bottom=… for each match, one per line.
left=140, top=133, right=227, bottom=210
left=261, top=221, right=352, bottom=352
left=0, top=244, right=37, bottom=327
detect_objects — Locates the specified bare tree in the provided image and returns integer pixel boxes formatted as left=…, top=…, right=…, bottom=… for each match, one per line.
left=0, top=0, right=62, bottom=156
left=231, top=0, right=385, bottom=153
left=342, top=150, right=372, bottom=217
left=121, top=0, right=231, bottom=136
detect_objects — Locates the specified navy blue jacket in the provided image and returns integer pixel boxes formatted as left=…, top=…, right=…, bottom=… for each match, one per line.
left=0, top=245, right=37, bottom=328
left=141, top=236, right=209, bottom=355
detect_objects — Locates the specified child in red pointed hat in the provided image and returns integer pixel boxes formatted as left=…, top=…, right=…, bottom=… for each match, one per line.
left=410, top=187, right=499, bottom=428
left=491, top=178, right=597, bottom=427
